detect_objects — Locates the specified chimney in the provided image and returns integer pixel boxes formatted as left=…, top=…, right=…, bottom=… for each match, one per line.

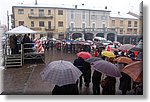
left=75, top=5, right=77, bottom=9
left=35, top=0, right=37, bottom=5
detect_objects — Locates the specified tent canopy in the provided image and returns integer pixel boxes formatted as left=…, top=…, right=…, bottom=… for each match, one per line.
left=5, top=25, right=37, bottom=35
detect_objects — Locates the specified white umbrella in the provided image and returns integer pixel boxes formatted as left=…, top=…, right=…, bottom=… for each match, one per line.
left=40, top=60, right=82, bottom=86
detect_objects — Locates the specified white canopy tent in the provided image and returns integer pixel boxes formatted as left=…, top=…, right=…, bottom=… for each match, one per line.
left=5, top=25, right=37, bottom=35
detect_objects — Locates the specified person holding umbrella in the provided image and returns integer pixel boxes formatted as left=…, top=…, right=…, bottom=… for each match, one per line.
left=92, top=60, right=121, bottom=95
left=92, top=70, right=102, bottom=95
left=52, top=83, right=79, bottom=95
left=73, top=57, right=85, bottom=87
left=83, top=61, right=91, bottom=87
left=119, top=72, right=131, bottom=95
left=40, top=60, right=82, bottom=95
left=101, top=75, right=116, bottom=95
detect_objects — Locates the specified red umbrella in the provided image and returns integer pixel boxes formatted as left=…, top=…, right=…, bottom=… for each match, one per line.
left=77, top=52, right=92, bottom=59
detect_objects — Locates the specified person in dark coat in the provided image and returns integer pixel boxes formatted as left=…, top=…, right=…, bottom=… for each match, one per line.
left=44, top=40, right=50, bottom=51
left=73, top=57, right=85, bottom=87
left=102, top=76, right=116, bottom=95
left=83, top=62, right=91, bottom=87
left=9, top=35, right=16, bottom=54
left=52, top=83, right=79, bottom=95
left=22, top=34, right=32, bottom=53
left=50, top=41, right=54, bottom=50
left=119, top=72, right=131, bottom=95
left=92, top=70, right=102, bottom=95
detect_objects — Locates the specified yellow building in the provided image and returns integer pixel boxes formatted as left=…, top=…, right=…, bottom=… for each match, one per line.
left=109, top=12, right=139, bottom=35
left=12, top=5, right=67, bottom=39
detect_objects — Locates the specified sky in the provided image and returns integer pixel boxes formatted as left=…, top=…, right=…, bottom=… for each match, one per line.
left=0, top=0, right=143, bottom=25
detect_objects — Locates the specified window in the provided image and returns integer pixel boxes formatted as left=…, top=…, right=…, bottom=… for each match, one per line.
left=48, top=21, right=51, bottom=29
left=48, top=10, right=51, bottom=15
left=30, top=9, right=34, bottom=15
left=92, top=23, right=96, bottom=28
left=70, top=22, right=74, bottom=28
left=19, top=21, right=24, bottom=26
left=31, top=21, right=34, bottom=27
left=128, top=21, right=132, bottom=27
left=101, top=16, right=106, bottom=20
left=127, top=28, right=132, bottom=34
left=120, top=20, right=123, bottom=26
left=102, top=24, right=105, bottom=28
left=71, top=10, right=74, bottom=20
left=59, top=34, right=64, bottom=39
left=82, top=11, right=86, bottom=20
left=134, top=21, right=138, bottom=27
left=120, top=28, right=123, bottom=34
left=112, top=20, right=115, bottom=26
left=58, top=10, right=63, bottom=15
left=82, top=23, right=86, bottom=28
left=134, top=29, right=137, bottom=34
left=39, top=9, right=44, bottom=17
left=18, top=9, right=24, bottom=14
left=58, top=21, right=63, bottom=27
left=39, top=21, right=44, bottom=27
left=91, top=12, right=96, bottom=20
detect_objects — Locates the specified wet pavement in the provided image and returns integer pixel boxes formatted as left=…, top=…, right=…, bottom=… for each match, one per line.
left=2, top=49, right=133, bottom=95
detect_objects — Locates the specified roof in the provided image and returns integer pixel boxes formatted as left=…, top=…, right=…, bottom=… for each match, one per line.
left=110, top=12, right=138, bottom=19
left=12, top=4, right=111, bottom=12
left=5, top=25, right=37, bottom=35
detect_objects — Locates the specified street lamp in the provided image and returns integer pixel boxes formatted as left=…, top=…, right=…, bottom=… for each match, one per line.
left=7, top=11, right=9, bottom=30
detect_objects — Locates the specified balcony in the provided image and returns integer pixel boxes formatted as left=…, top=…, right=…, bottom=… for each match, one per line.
left=45, top=26, right=55, bottom=31
left=30, top=27, right=42, bottom=31
left=28, top=14, right=53, bottom=19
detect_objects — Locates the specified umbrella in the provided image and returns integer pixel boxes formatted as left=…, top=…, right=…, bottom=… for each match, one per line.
left=129, top=47, right=143, bottom=52
left=93, top=60, right=121, bottom=77
left=85, top=57, right=102, bottom=64
left=5, top=25, right=37, bottom=35
left=122, top=61, right=143, bottom=82
left=77, top=51, right=92, bottom=59
left=118, top=44, right=134, bottom=52
left=40, top=60, right=82, bottom=86
left=136, top=52, right=143, bottom=61
left=114, top=56, right=134, bottom=64
left=101, top=51, right=116, bottom=58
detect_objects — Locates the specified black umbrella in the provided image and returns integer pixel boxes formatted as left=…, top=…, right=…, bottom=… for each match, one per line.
left=85, top=57, right=102, bottom=64
left=136, top=52, right=143, bottom=61
left=130, top=47, right=143, bottom=52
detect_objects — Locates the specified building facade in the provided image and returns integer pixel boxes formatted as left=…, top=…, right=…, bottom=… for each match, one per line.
left=11, top=5, right=111, bottom=40
left=66, top=8, right=110, bottom=40
left=11, top=4, right=140, bottom=43
left=12, top=5, right=67, bottom=39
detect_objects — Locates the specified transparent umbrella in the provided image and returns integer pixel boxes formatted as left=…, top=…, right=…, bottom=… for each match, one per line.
left=40, top=60, right=82, bottom=86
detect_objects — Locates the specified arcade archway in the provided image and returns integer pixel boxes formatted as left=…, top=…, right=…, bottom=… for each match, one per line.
left=84, top=33, right=94, bottom=40
left=96, top=33, right=104, bottom=38
left=72, top=33, right=83, bottom=40
left=107, top=33, right=115, bottom=41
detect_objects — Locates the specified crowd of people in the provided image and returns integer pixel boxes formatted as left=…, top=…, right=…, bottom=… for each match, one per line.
left=9, top=33, right=33, bottom=54
left=50, top=40, right=143, bottom=95
left=8, top=35, right=143, bottom=95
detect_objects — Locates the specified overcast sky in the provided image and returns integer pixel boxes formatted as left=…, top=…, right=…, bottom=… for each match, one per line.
left=0, top=0, right=143, bottom=25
